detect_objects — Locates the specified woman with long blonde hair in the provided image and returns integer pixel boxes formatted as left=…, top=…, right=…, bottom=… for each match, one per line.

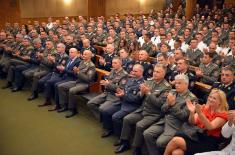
left=164, top=88, right=228, bottom=155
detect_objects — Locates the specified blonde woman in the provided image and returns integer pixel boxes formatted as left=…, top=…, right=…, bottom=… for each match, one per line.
left=195, top=110, right=235, bottom=155
left=164, top=89, right=228, bottom=155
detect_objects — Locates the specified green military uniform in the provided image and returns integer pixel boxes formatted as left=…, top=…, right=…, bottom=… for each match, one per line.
left=144, top=90, right=197, bottom=155
left=25, top=48, right=56, bottom=94
left=87, top=68, right=128, bottom=120
left=93, top=33, right=107, bottom=46
left=0, top=40, right=18, bottom=72
left=222, top=55, right=235, bottom=69
left=85, top=32, right=95, bottom=42
left=141, top=41, right=155, bottom=57
left=198, top=62, right=220, bottom=85
left=120, top=79, right=171, bottom=149
left=57, top=60, right=96, bottom=115
left=185, top=48, right=203, bottom=66
left=6, top=45, right=34, bottom=84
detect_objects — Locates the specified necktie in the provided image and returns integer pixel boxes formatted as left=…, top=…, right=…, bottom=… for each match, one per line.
left=66, top=60, right=72, bottom=68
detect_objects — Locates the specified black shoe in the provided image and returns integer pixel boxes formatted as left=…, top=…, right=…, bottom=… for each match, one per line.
left=57, top=107, right=68, bottom=113
left=101, top=130, right=113, bottom=138
left=2, top=82, right=12, bottom=89
left=27, top=93, right=38, bottom=101
left=38, top=101, right=51, bottom=107
left=113, top=139, right=122, bottom=146
left=12, top=87, right=22, bottom=92
left=48, top=105, right=61, bottom=111
left=65, top=110, right=78, bottom=118
left=133, top=147, right=142, bottom=155
left=115, top=143, right=130, bottom=154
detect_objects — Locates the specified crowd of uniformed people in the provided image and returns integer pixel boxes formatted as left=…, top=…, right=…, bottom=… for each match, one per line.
left=0, top=2, right=235, bottom=155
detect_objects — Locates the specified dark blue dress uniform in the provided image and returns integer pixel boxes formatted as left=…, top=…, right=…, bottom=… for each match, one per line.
left=53, top=57, right=81, bottom=107
left=38, top=53, right=69, bottom=102
left=125, top=60, right=153, bottom=80
left=101, top=77, right=145, bottom=136
left=98, top=53, right=115, bottom=71
left=212, top=81, right=235, bottom=110
left=65, top=42, right=78, bottom=55
left=185, top=49, right=203, bottom=67
left=121, top=58, right=133, bottom=72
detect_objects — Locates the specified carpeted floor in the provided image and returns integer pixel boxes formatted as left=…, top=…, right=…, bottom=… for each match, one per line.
left=0, top=79, right=131, bottom=155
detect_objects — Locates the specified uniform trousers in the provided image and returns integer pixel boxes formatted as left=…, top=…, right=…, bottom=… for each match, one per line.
left=143, top=122, right=167, bottom=155
left=87, top=92, right=119, bottom=120
left=121, top=111, right=159, bottom=147
left=101, top=102, right=139, bottom=136
left=57, top=81, right=89, bottom=110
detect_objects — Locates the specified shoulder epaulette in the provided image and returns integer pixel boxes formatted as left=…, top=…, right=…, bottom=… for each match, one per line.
left=163, top=80, right=171, bottom=87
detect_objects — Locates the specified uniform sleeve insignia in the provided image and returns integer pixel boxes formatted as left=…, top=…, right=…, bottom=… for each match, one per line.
left=189, top=92, right=196, bottom=98
left=133, top=90, right=137, bottom=95
left=121, top=79, right=127, bottom=85
left=163, top=80, right=171, bottom=87
left=61, top=60, right=66, bottom=65
left=148, top=69, right=153, bottom=74
left=190, top=82, right=195, bottom=87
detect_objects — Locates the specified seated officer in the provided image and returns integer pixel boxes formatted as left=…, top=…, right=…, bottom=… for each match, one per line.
left=143, top=74, right=198, bottom=155
left=87, top=57, right=128, bottom=120
left=57, top=50, right=96, bottom=118
left=98, top=44, right=115, bottom=71
left=2, top=37, right=34, bottom=89
left=114, top=64, right=172, bottom=154
left=222, top=45, right=235, bottom=69
left=26, top=40, right=56, bottom=101
left=126, top=50, right=153, bottom=80
left=101, top=64, right=145, bottom=138
left=118, top=48, right=132, bottom=72
left=80, top=39, right=96, bottom=62
left=37, top=43, right=69, bottom=107
left=48, top=48, right=81, bottom=111
left=11, top=38, right=44, bottom=91
left=0, top=33, right=20, bottom=78
left=141, top=33, right=155, bottom=57
left=155, top=53, right=174, bottom=81
left=195, top=52, right=220, bottom=85
left=212, top=66, right=235, bottom=109
left=185, top=38, right=203, bottom=67
left=0, top=34, right=23, bottom=74
left=168, top=58, right=196, bottom=91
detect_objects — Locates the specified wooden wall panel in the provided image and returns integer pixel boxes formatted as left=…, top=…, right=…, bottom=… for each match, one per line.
left=139, top=0, right=165, bottom=13
left=0, top=0, right=20, bottom=29
left=185, top=0, right=197, bottom=19
left=224, top=0, right=235, bottom=5
left=20, top=0, right=88, bottom=18
left=105, top=0, right=165, bottom=15
left=88, top=0, right=105, bottom=17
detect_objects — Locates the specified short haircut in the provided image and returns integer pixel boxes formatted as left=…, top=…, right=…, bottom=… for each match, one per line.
left=204, top=52, right=214, bottom=59
left=112, top=56, right=122, bottom=64
left=33, top=38, right=41, bottom=44
left=154, top=64, right=167, bottom=74
left=133, top=64, right=144, bottom=73
left=222, top=65, right=235, bottom=75
left=177, top=58, right=189, bottom=65
left=157, top=53, right=168, bottom=60
left=57, top=43, right=66, bottom=49
left=69, top=47, right=78, bottom=53
left=175, top=74, right=189, bottom=84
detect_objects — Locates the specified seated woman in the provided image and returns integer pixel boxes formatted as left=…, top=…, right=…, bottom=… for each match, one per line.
left=164, top=88, right=228, bottom=155
left=195, top=110, right=235, bottom=155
